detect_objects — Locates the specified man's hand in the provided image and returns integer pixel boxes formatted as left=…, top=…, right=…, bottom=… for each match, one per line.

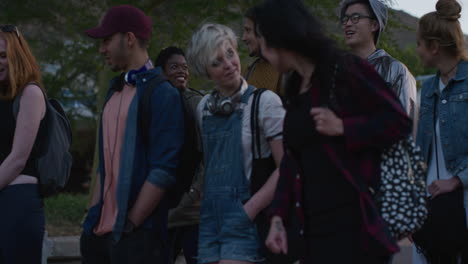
left=265, top=216, right=288, bottom=254
left=127, top=181, right=165, bottom=227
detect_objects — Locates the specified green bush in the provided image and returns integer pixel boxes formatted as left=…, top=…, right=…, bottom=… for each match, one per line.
left=44, top=193, right=88, bottom=236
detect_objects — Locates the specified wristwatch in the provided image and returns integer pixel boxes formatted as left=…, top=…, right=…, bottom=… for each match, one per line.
left=123, top=218, right=136, bottom=234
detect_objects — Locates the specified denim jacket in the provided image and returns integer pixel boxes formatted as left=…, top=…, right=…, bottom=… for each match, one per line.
left=416, top=60, right=468, bottom=187
left=83, top=67, right=185, bottom=241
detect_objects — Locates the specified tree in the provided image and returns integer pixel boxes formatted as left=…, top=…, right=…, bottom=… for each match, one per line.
left=0, top=0, right=424, bottom=195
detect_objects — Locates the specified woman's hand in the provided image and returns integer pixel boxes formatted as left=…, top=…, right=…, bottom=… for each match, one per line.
left=310, top=107, right=344, bottom=136
left=428, top=176, right=462, bottom=199
left=265, top=216, right=288, bottom=254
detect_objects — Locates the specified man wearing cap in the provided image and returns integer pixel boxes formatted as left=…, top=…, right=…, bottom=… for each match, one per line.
left=340, top=0, right=418, bottom=124
left=80, top=5, right=184, bottom=263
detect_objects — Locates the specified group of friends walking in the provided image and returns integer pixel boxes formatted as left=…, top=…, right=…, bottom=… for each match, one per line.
left=0, top=0, right=467, bottom=263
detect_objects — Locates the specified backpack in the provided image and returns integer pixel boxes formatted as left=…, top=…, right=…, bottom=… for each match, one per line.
left=374, top=137, right=428, bottom=240
left=328, top=63, right=428, bottom=240
left=139, top=75, right=202, bottom=209
left=13, top=84, right=73, bottom=196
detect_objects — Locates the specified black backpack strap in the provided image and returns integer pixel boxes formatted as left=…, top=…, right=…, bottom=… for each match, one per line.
left=433, top=93, right=440, bottom=180
left=13, top=94, right=21, bottom=119
left=250, top=88, right=267, bottom=159
left=187, top=87, right=204, bottom=97
left=139, top=75, right=168, bottom=144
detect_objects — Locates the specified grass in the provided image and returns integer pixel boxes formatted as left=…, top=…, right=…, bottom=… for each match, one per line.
left=44, top=193, right=88, bottom=236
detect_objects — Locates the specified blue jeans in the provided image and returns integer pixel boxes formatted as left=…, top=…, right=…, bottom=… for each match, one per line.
left=0, top=184, right=44, bottom=264
left=198, top=189, right=261, bottom=264
left=198, top=86, right=262, bottom=264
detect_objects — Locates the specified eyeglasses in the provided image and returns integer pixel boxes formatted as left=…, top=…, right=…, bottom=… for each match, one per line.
left=0, top=24, right=20, bottom=38
left=341, top=14, right=374, bottom=25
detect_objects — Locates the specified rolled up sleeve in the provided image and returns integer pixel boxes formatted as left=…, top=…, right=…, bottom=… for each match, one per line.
left=147, top=167, right=176, bottom=189
left=146, top=83, right=184, bottom=190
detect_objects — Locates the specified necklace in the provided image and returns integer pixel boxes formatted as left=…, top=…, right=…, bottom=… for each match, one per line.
left=441, top=62, right=458, bottom=77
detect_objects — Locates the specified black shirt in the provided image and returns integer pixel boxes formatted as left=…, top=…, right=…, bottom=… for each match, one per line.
left=0, top=97, right=44, bottom=178
left=283, top=89, right=360, bottom=234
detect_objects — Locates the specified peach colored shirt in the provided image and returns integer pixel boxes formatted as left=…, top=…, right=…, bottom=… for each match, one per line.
left=94, top=83, right=136, bottom=235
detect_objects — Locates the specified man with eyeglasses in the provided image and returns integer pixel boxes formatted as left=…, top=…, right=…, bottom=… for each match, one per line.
left=340, top=0, right=418, bottom=125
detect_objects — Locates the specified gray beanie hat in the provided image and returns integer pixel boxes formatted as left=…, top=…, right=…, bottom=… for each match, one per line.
left=339, top=0, right=388, bottom=44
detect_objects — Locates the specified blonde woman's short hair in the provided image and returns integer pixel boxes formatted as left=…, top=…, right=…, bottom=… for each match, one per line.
left=186, top=23, right=238, bottom=78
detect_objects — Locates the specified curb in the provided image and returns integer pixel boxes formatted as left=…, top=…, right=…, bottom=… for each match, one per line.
left=43, top=233, right=81, bottom=263
left=43, top=235, right=414, bottom=263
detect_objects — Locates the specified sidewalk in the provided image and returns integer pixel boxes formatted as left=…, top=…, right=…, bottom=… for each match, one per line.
left=43, top=235, right=413, bottom=264
left=43, top=234, right=81, bottom=264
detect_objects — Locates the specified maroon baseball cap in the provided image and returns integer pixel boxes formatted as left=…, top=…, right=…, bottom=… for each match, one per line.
left=85, top=5, right=152, bottom=40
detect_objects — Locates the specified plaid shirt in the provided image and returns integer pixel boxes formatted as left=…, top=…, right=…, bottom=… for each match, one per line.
left=271, top=55, right=411, bottom=256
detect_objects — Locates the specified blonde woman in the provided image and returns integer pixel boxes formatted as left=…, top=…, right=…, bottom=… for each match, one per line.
left=187, top=23, right=285, bottom=264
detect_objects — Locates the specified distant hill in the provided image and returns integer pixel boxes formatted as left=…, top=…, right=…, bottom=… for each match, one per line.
left=389, top=9, right=468, bottom=49
left=389, top=9, right=419, bottom=49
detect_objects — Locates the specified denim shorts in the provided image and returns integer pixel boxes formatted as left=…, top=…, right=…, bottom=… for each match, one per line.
left=197, top=196, right=262, bottom=264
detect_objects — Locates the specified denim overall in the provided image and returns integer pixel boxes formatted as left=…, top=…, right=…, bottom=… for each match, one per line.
left=197, top=86, right=261, bottom=264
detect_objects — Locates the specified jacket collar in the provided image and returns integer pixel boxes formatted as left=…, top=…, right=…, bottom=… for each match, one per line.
left=106, top=67, right=163, bottom=106
left=452, top=60, right=468, bottom=82
left=367, top=49, right=388, bottom=61
left=425, top=60, right=468, bottom=98
left=136, top=66, right=162, bottom=81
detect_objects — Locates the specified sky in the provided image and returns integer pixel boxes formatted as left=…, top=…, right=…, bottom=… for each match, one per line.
left=392, top=0, right=468, bottom=34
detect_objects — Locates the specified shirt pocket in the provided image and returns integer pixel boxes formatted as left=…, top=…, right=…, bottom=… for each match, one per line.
left=419, top=101, right=433, bottom=116
left=448, top=91, right=468, bottom=138
left=417, top=101, right=433, bottom=137
left=449, top=91, right=468, bottom=102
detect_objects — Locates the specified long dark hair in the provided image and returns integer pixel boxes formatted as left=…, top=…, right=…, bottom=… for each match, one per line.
left=254, top=0, right=344, bottom=103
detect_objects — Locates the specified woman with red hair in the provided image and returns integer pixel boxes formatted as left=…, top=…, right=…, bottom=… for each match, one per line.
left=0, top=25, right=46, bottom=264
